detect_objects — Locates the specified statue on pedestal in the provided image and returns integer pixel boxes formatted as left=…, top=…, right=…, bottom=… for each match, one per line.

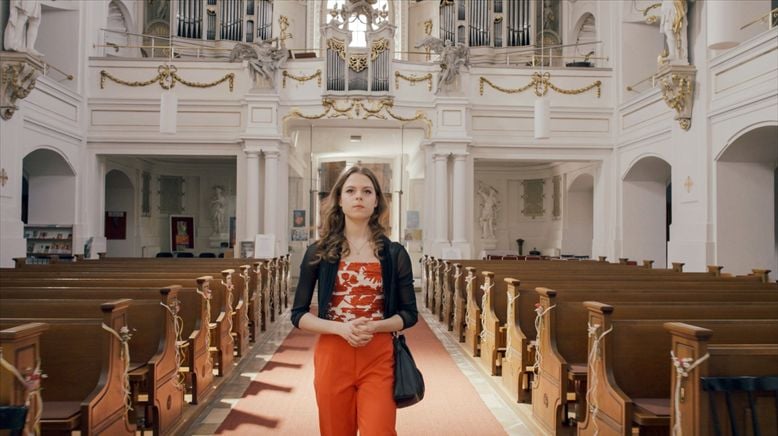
left=415, top=36, right=471, bottom=94
left=4, top=0, right=42, bottom=56
left=659, top=0, right=688, bottom=65
left=209, top=186, right=226, bottom=236
left=477, top=183, right=499, bottom=240
left=230, top=38, right=289, bottom=87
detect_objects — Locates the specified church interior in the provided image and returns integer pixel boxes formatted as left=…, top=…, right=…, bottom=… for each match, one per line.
left=0, top=0, right=777, bottom=435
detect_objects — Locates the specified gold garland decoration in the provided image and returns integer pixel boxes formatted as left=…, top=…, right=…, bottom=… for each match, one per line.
left=282, top=70, right=322, bottom=88
left=100, top=65, right=234, bottom=92
left=479, top=72, right=601, bottom=98
left=395, top=71, right=433, bottom=92
left=285, top=98, right=432, bottom=134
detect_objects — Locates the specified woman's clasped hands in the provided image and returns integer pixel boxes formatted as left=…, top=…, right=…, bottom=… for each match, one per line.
left=340, top=317, right=377, bottom=348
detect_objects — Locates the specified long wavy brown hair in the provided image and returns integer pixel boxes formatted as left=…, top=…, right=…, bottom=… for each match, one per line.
left=313, top=165, right=390, bottom=264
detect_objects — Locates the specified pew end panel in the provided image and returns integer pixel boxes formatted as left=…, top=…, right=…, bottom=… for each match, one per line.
left=665, top=322, right=778, bottom=436
left=189, top=277, right=216, bottom=405
left=81, top=299, right=137, bottom=435
left=578, top=302, right=634, bottom=436
left=0, top=322, right=48, bottom=436
left=502, top=278, right=533, bottom=403
left=147, top=285, right=186, bottom=435
left=479, top=271, right=505, bottom=376
left=531, top=288, right=572, bottom=436
left=463, top=267, right=483, bottom=357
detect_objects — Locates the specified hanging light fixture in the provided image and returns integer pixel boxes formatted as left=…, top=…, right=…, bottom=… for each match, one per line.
left=160, top=32, right=177, bottom=134
left=160, top=86, right=178, bottom=134
left=534, top=0, right=550, bottom=139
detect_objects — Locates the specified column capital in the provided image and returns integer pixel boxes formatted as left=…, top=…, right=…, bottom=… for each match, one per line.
left=452, top=152, right=469, bottom=161
left=263, top=150, right=281, bottom=159
left=432, top=153, right=449, bottom=162
left=425, top=139, right=471, bottom=157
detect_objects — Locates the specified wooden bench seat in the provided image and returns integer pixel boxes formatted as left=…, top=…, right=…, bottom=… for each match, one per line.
left=0, top=300, right=137, bottom=436
left=0, top=322, right=48, bottom=435
left=460, top=263, right=777, bottom=405
left=0, top=288, right=186, bottom=435
left=0, top=283, right=215, bottom=407
left=665, top=322, right=778, bottom=436
left=0, top=273, right=236, bottom=380
left=531, top=288, right=778, bottom=435
left=578, top=303, right=778, bottom=436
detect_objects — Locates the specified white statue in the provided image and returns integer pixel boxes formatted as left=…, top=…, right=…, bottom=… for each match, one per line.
left=415, top=36, right=471, bottom=94
left=229, top=38, right=289, bottom=87
left=477, top=184, right=499, bottom=240
left=659, top=0, right=688, bottom=65
left=209, top=185, right=226, bottom=235
left=4, top=0, right=42, bottom=56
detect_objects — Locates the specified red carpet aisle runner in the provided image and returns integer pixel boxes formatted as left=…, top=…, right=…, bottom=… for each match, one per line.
left=216, top=316, right=507, bottom=435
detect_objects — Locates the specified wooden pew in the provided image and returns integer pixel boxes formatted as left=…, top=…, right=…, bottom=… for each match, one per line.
left=531, top=287, right=778, bottom=435
left=4, top=260, right=255, bottom=354
left=665, top=322, right=778, bottom=436
left=455, top=261, right=775, bottom=393
left=0, top=287, right=185, bottom=435
left=0, top=281, right=216, bottom=407
left=0, top=272, right=235, bottom=380
left=0, top=300, right=137, bottom=435
left=0, top=322, right=48, bottom=436
left=14, top=257, right=269, bottom=344
left=451, top=264, right=466, bottom=342
left=578, top=302, right=778, bottom=436
left=463, top=266, right=482, bottom=357
left=479, top=271, right=508, bottom=376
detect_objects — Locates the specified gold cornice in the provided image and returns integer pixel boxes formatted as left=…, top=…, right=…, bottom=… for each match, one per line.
left=284, top=98, right=431, bottom=137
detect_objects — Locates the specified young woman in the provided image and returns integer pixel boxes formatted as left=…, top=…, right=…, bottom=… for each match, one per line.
left=291, top=165, right=418, bottom=436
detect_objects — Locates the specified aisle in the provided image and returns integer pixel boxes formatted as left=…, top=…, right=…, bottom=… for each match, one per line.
left=187, top=308, right=536, bottom=435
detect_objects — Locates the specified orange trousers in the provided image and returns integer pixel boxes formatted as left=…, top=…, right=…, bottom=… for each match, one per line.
left=313, top=332, right=396, bottom=436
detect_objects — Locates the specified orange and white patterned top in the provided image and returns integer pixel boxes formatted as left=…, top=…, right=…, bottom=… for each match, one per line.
left=328, top=261, right=384, bottom=323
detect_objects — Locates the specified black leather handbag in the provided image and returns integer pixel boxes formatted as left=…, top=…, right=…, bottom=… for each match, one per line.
left=392, top=333, right=425, bottom=408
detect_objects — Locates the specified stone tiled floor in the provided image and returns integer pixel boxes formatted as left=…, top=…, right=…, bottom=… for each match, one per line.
left=183, top=302, right=540, bottom=435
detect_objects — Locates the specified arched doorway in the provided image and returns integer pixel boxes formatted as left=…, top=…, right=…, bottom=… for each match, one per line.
left=563, top=173, right=594, bottom=257
left=22, top=149, right=76, bottom=225
left=105, top=169, right=136, bottom=257
left=716, top=125, right=778, bottom=275
left=622, top=156, right=671, bottom=267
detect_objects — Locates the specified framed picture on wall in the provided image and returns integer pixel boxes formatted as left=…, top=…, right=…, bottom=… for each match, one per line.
left=291, top=228, right=308, bottom=241
left=170, top=215, right=195, bottom=251
left=105, top=211, right=127, bottom=240
left=239, top=241, right=254, bottom=258
left=293, top=210, right=305, bottom=227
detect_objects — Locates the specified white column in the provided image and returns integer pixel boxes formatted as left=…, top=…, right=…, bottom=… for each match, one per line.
left=245, top=150, right=260, bottom=239
left=451, top=153, right=467, bottom=243
left=433, top=153, right=448, bottom=243
left=264, top=150, right=279, bottom=238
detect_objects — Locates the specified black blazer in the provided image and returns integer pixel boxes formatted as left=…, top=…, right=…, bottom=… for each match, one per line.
left=291, top=235, right=418, bottom=330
